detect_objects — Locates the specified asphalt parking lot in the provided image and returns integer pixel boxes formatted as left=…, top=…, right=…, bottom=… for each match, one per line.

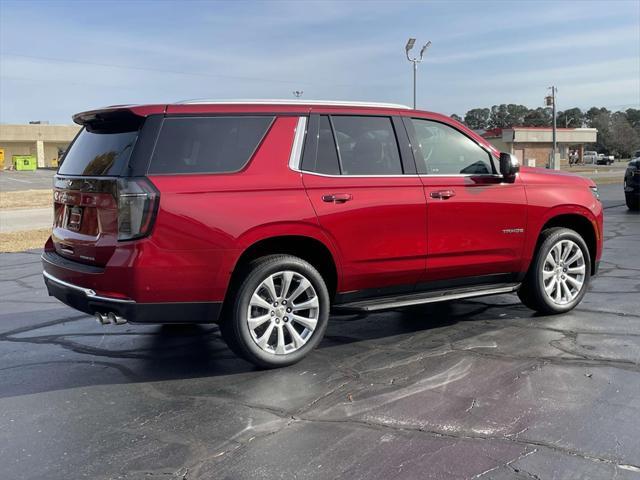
left=0, top=189, right=638, bottom=479
left=0, top=169, right=56, bottom=192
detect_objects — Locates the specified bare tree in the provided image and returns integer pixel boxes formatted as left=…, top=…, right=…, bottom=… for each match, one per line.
left=609, top=112, right=640, bottom=158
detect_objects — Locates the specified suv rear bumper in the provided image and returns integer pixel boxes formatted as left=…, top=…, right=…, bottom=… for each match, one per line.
left=43, top=267, right=222, bottom=324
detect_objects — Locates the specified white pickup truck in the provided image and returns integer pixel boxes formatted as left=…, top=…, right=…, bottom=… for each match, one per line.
left=584, top=151, right=614, bottom=165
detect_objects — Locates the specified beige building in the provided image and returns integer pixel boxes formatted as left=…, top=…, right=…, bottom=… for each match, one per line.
left=481, top=127, right=598, bottom=167
left=0, top=123, right=81, bottom=169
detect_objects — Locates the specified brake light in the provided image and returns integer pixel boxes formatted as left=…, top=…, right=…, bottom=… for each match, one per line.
left=117, top=178, right=159, bottom=241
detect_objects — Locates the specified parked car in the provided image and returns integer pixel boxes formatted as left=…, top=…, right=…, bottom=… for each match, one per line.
left=42, top=100, right=604, bottom=368
left=625, top=158, right=640, bottom=211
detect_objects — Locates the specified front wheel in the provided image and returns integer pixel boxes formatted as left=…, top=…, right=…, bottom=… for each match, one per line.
left=220, top=255, right=330, bottom=368
left=518, top=227, right=591, bottom=315
left=626, top=192, right=639, bottom=211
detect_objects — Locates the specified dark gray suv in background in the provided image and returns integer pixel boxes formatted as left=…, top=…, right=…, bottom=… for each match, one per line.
left=625, top=153, right=640, bottom=211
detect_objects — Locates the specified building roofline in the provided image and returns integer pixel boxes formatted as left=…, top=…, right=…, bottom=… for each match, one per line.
left=479, top=126, right=597, bottom=138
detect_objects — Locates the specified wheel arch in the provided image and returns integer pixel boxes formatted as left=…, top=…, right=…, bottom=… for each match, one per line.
left=533, top=211, right=599, bottom=275
left=226, top=234, right=340, bottom=306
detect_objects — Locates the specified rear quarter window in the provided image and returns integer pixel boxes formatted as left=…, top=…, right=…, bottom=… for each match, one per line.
left=148, top=116, right=274, bottom=174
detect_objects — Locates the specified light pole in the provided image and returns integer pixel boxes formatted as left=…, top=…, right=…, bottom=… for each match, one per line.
left=405, top=38, right=431, bottom=109
left=545, top=86, right=558, bottom=169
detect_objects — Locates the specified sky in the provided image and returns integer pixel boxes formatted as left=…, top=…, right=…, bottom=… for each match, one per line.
left=0, top=0, right=639, bottom=124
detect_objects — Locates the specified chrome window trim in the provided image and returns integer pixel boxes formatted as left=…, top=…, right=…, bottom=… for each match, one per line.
left=289, top=168, right=505, bottom=179
left=43, top=270, right=135, bottom=304
left=288, top=116, right=307, bottom=171
left=289, top=113, right=505, bottom=179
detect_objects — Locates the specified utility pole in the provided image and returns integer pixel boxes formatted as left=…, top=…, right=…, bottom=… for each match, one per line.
left=546, top=86, right=558, bottom=169
left=405, top=38, right=432, bottom=109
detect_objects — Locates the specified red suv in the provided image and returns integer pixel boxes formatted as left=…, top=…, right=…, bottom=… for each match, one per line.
left=43, top=100, right=603, bottom=367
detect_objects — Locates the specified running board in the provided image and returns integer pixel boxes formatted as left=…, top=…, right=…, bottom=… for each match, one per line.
left=333, top=283, right=521, bottom=312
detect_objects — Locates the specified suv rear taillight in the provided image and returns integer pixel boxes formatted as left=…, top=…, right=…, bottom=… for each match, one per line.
left=117, top=178, right=159, bottom=241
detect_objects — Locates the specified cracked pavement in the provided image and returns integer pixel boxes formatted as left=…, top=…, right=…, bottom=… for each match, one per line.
left=0, top=185, right=638, bottom=479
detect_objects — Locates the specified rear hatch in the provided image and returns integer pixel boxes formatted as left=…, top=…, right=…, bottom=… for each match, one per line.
left=52, top=108, right=159, bottom=266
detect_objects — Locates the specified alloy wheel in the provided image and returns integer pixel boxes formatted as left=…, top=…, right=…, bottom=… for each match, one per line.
left=246, top=270, right=320, bottom=355
left=542, top=239, right=586, bottom=305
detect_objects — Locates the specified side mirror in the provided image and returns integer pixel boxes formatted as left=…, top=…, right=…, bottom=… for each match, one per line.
left=499, top=152, right=520, bottom=179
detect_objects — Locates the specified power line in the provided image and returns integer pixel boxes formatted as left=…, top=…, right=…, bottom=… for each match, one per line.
left=0, top=74, right=146, bottom=91
left=0, top=52, right=365, bottom=89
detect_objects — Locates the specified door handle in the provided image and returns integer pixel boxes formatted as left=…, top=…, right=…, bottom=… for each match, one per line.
left=322, top=193, right=353, bottom=204
left=430, top=190, right=456, bottom=199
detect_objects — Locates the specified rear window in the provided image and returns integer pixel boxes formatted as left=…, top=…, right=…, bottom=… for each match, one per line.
left=58, top=129, right=137, bottom=176
left=148, top=116, right=274, bottom=174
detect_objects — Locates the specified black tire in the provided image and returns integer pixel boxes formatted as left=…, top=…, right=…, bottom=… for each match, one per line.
left=219, top=254, right=329, bottom=368
left=626, top=192, right=640, bottom=211
left=518, top=227, right=591, bottom=315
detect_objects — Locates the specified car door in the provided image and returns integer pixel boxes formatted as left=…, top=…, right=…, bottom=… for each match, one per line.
left=300, top=114, right=427, bottom=297
left=405, top=117, right=527, bottom=285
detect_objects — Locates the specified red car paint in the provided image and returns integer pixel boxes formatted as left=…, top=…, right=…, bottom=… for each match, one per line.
left=42, top=102, right=603, bottom=323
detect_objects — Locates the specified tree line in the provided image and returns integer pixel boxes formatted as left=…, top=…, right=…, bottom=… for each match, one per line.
left=450, top=105, right=640, bottom=158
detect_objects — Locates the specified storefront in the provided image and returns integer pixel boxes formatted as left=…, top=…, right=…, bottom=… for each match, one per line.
left=480, top=127, right=598, bottom=168
left=0, top=123, right=81, bottom=169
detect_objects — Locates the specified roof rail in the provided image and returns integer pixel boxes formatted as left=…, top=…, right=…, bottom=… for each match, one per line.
left=175, top=99, right=412, bottom=109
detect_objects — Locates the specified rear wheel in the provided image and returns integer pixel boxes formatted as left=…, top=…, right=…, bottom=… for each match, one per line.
left=626, top=192, right=639, bottom=211
left=518, top=228, right=591, bottom=315
left=220, top=255, right=329, bottom=368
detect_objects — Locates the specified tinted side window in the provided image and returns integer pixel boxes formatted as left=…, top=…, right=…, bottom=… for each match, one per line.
left=331, top=116, right=403, bottom=175
left=410, top=119, right=494, bottom=175
left=315, top=116, right=341, bottom=175
left=149, top=116, right=273, bottom=174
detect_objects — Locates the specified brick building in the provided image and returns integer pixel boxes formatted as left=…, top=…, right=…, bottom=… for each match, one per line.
left=480, top=127, right=597, bottom=167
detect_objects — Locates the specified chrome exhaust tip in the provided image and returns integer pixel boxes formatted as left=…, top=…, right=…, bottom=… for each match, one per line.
left=96, top=312, right=127, bottom=325
left=107, top=312, right=127, bottom=325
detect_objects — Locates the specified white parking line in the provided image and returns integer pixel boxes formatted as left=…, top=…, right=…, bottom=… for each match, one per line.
left=4, top=177, right=31, bottom=183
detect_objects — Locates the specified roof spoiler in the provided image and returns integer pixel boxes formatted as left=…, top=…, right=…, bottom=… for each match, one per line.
left=72, top=106, right=146, bottom=133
